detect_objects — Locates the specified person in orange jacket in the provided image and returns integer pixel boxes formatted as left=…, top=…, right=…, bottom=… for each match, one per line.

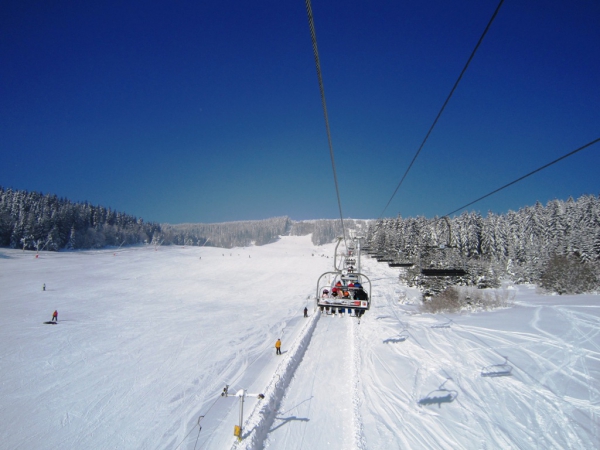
left=51, top=310, right=58, bottom=322
left=275, top=339, right=282, bottom=355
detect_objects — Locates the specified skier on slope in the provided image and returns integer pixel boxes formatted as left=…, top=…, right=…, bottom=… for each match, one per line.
left=275, top=339, right=282, bottom=355
left=304, top=307, right=308, bottom=318
left=51, top=310, right=58, bottom=322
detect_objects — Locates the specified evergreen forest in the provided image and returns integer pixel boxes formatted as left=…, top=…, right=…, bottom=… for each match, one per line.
left=0, top=187, right=161, bottom=251
left=2, top=186, right=598, bottom=294
left=365, top=195, right=600, bottom=294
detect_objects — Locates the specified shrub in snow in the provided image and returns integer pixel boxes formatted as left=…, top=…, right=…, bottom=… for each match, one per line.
left=421, top=286, right=514, bottom=314
left=421, top=287, right=461, bottom=313
left=539, top=254, right=598, bottom=295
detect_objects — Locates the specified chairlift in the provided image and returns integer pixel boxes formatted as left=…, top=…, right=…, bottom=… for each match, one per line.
left=377, top=258, right=395, bottom=263
left=389, top=262, right=414, bottom=268
left=419, top=243, right=467, bottom=276
left=481, top=356, right=513, bottom=377
left=419, top=217, right=467, bottom=277
left=387, top=249, right=415, bottom=268
left=316, top=237, right=372, bottom=314
left=421, top=268, right=466, bottom=276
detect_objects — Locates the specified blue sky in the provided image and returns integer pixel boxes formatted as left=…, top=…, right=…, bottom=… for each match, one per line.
left=1, top=0, right=598, bottom=224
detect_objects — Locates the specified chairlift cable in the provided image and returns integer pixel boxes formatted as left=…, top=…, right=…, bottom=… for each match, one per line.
left=396, top=137, right=599, bottom=259
left=443, top=137, right=600, bottom=217
left=305, top=0, right=348, bottom=245
left=379, top=0, right=505, bottom=219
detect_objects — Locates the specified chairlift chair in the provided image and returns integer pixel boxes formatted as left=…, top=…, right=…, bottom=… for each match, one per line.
left=389, top=262, right=414, bottom=267
left=418, top=216, right=467, bottom=277
left=315, top=236, right=371, bottom=313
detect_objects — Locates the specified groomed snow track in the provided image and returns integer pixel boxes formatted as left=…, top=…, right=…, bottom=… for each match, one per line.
left=233, top=308, right=321, bottom=449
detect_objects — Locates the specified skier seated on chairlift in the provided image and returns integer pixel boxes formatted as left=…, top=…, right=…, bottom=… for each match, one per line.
left=354, top=287, right=368, bottom=300
left=342, top=289, right=350, bottom=298
left=322, top=289, right=329, bottom=298
left=331, top=287, right=339, bottom=297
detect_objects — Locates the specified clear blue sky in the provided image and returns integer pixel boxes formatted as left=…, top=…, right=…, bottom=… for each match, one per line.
left=1, top=1, right=599, bottom=224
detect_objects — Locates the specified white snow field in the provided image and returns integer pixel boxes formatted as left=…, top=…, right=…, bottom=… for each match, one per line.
left=1, top=235, right=599, bottom=450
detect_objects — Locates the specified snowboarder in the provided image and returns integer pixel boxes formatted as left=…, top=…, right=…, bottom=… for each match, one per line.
left=51, top=310, right=58, bottom=322
left=304, top=307, right=308, bottom=318
left=275, top=339, right=282, bottom=355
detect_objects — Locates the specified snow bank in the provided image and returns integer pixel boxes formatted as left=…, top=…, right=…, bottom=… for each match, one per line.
left=350, top=317, right=367, bottom=450
left=233, top=308, right=321, bottom=449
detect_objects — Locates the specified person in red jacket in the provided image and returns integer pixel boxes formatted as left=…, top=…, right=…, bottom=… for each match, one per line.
left=51, top=310, right=58, bottom=322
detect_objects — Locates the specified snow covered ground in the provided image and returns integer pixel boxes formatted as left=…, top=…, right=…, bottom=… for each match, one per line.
left=1, top=236, right=598, bottom=449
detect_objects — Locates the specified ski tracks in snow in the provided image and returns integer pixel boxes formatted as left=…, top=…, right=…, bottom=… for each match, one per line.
left=232, top=309, right=323, bottom=450
left=238, top=307, right=368, bottom=450
left=354, top=256, right=600, bottom=449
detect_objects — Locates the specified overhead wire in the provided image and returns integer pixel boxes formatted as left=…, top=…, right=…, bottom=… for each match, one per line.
left=443, top=137, right=600, bottom=217
left=305, top=0, right=348, bottom=246
left=379, top=0, right=506, bottom=219
left=377, top=137, right=600, bottom=257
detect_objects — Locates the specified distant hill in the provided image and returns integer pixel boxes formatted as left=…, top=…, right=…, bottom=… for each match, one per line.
left=5, top=184, right=598, bottom=295
left=159, top=217, right=371, bottom=248
left=0, top=187, right=370, bottom=250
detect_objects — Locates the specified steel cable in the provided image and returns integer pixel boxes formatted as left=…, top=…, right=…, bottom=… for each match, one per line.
left=305, top=0, right=348, bottom=246
left=379, top=0, right=506, bottom=218
left=443, top=137, right=600, bottom=217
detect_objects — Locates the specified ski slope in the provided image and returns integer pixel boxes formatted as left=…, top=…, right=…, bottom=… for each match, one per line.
left=354, top=258, right=600, bottom=449
left=262, top=314, right=359, bottom=450
left=1, top=236, right=598, bottom=449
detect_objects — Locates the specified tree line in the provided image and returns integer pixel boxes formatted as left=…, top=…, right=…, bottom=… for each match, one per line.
left=157, top=218, right=371, bottom=248
left=0, top=187, right=161, bottom=250
left=0, top=187, right=369, bottom=251
left=4, top=186, right=598, bottom=295
left=365, top=195, right=600, bottom=294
